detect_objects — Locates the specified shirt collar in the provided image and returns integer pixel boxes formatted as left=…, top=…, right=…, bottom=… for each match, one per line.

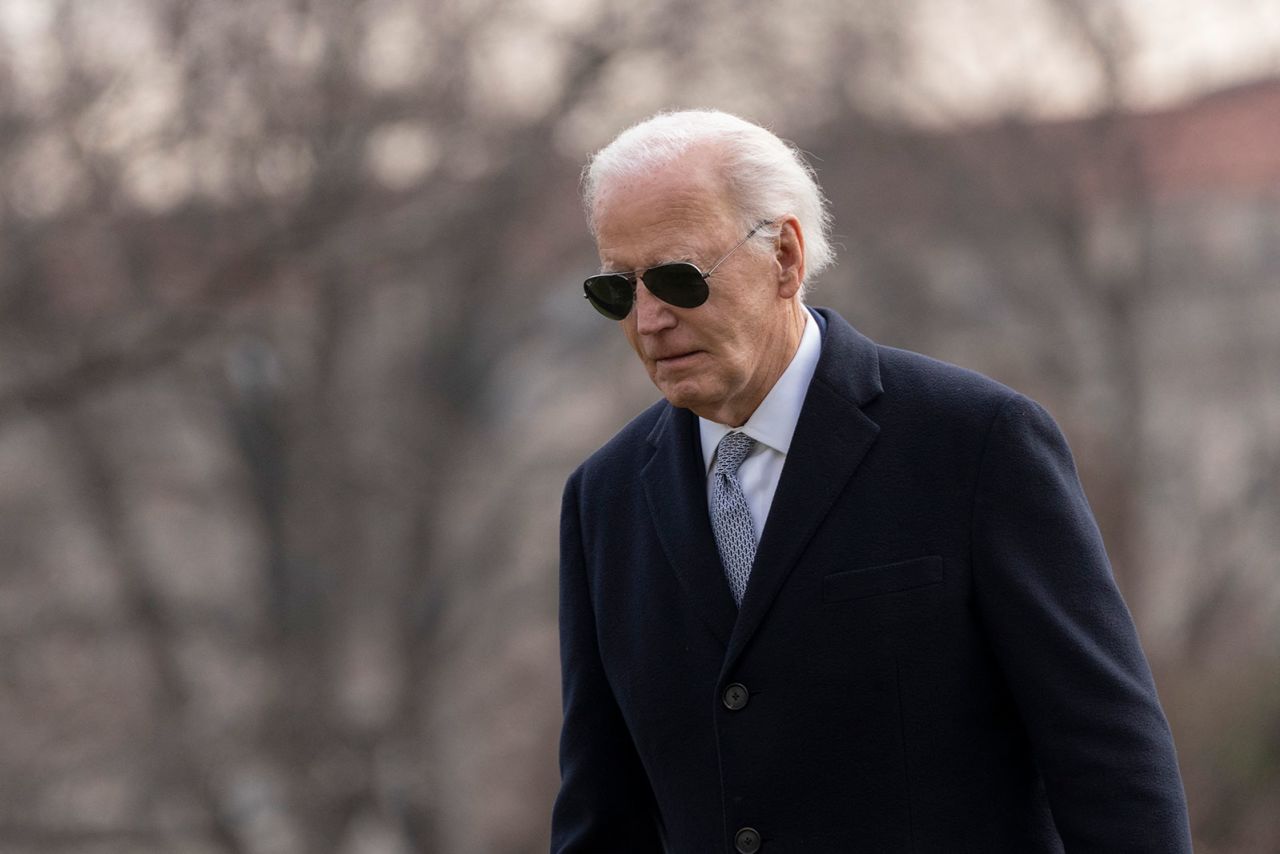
left=699, top=309, right=823, bottom=472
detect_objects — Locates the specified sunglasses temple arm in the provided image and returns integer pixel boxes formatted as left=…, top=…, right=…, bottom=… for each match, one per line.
left=704, top=220, right=773, bottom=277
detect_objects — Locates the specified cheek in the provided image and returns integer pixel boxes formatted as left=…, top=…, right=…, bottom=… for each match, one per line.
left=697, top=306, right=735, bottom=342
left=621, top=322, right=642, bottom=353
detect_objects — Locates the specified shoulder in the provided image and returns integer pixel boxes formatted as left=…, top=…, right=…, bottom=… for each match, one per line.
left=566, top=398, right=669, bottom=489
left=868, top=342, right=1070, bottom=466
left=862, top=338, right=1074, bottom=470
left=872, top=343, right=1021, bottom=423
left=813, top=307, right=1027, bottom=429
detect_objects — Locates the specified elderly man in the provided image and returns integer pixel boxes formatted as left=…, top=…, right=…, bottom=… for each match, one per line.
left=551, top=111, right=1191, bottom=853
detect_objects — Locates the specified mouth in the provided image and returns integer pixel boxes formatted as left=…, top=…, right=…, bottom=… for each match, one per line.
left=653, top=350, right=704, bottom=368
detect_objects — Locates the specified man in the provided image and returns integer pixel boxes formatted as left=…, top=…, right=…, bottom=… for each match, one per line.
left=552, top=110, right=1191, bottom=853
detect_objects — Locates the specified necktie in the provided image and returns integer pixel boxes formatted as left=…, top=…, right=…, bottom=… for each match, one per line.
left=711, top=431, right=758, bottom=606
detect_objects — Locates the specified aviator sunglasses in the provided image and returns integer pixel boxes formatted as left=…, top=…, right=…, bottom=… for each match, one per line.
left=583, top=221, right=774, bottom=320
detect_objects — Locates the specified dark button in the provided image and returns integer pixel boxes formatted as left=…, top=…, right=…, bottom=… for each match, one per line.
left=735, top=826, right=761, bottom=853
left=722, top=682, right=749, bottom=711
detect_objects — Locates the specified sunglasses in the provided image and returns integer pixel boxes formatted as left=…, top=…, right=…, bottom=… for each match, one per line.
left=583, top=221, right=773, bottom=321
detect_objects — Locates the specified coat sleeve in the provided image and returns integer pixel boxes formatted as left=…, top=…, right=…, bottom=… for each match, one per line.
left=550, top=470, right=663, bottom=853
left=971, top=393, right=1192, bottom=852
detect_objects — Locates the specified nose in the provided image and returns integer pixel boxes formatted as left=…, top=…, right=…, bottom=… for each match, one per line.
left=633, top=278, right=676, bottom=336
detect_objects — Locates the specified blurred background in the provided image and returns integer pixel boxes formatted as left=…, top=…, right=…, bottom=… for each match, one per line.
left=0, top=0, right=1277, bottom=851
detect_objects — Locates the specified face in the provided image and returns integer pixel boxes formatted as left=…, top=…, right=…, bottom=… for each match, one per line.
left=593, top=152, right=805, bottom=426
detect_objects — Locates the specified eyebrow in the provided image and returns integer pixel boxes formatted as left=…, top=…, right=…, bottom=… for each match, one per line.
left=600, top=251, right=698, bottom=274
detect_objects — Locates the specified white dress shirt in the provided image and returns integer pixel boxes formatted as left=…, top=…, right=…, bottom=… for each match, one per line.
left=699, top=310, right=822, bottom=541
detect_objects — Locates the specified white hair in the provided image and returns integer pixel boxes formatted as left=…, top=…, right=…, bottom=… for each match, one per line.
left=582, top=110, right=835, bottom=292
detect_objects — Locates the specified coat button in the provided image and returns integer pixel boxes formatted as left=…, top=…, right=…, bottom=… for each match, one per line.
left=722, top=682, right=749, bottom=711
left=735, top=826, right=762, bottom=853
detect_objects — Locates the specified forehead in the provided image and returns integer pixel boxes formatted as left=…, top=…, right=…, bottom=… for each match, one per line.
left=594, top=154, right=737, bottom=269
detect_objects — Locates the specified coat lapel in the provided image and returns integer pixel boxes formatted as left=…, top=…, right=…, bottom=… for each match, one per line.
left=724, top=308, right=883, bottom=672
left=641, top=403, right=738, bottom=647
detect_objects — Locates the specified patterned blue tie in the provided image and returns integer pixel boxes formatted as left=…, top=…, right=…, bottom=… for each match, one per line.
left=711, top=431, right=758, bottom=606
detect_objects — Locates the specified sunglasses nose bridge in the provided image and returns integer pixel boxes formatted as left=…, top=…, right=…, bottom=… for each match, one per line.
left=633, top=270, right=655, bottom=298
left=632, top=273, right=677, bottom=331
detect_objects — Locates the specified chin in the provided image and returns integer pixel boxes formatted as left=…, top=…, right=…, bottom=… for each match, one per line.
left=654, top=378, right=715, bottom=413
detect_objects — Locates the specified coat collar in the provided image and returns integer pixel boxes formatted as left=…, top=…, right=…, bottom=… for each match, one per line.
left=641, top=307, right=883, bottom=654
left=641, top=402, right=739, bottom=646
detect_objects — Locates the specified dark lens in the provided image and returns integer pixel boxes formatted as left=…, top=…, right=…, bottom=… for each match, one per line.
left=642, top=263, right=709, bottom=309
left=584, top=275, right=634, bottom=320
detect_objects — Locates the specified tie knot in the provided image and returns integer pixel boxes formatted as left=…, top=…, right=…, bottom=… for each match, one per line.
left=714, top=432, right=755, bottom=476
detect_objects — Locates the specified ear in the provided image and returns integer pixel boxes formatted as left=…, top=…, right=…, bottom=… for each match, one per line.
left=774, top=215, right=805, bottom=299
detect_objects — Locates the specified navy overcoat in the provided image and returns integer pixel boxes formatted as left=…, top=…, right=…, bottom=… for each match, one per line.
left=552, top=307, right=1191, bottom=853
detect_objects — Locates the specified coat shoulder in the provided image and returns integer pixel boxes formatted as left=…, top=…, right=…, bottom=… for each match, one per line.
left=568, top=398, right=668, bottom=488
left=872, top=343, right=1023, bottom=425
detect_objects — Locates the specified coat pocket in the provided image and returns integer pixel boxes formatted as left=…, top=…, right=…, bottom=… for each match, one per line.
left=821, top=555, right=945, bottom=603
